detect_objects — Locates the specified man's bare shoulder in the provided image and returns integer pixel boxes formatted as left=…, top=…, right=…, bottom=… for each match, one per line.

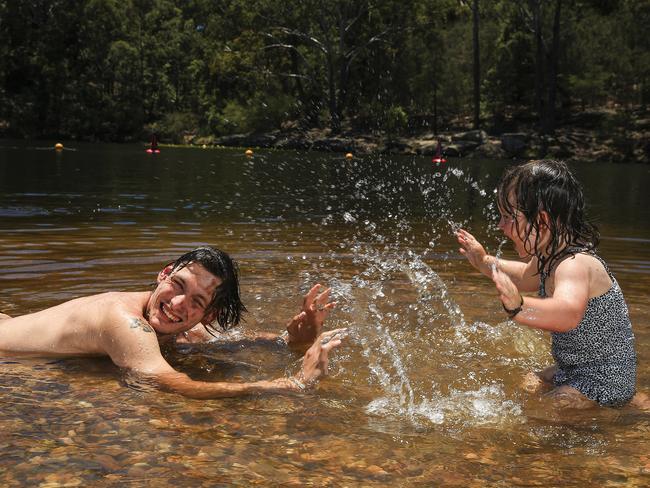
left=95, top=292, right=172, bottom=372
left=95, top=291, right=153, bottom=333
left=84, top=290, right=147, bottom=309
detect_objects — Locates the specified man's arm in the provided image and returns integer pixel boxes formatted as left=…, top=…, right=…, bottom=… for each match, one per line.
left=103, top=313, right=345, bottom=399
left=151, top=329, right=346, bottom=399
left=174, top=324, right=284, bottom=346
left=153, top=371, right=299, bottom=399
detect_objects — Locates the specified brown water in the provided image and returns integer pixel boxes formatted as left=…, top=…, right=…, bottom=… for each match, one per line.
left=1, top=141, right=649, bottom=486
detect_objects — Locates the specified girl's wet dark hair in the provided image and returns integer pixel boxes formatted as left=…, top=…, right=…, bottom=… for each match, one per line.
left=169, top=246, right=246, bottom=333
left=497, top=160, right=600, bottom=276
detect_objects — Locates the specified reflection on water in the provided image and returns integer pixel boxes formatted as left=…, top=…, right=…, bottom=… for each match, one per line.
left=1, top=142, right=649, bottom=486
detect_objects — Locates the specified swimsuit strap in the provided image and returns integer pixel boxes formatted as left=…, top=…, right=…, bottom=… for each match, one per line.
left=538, top=246, right=609, bottom=298
left=538, top=269, right=548, bottom=298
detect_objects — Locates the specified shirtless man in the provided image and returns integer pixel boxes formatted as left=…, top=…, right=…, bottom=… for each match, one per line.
left=0, top=246, right=345, bottom=398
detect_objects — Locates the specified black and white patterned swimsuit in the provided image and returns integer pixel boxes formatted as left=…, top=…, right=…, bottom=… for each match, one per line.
left=539, top=250, right=637, bottom=406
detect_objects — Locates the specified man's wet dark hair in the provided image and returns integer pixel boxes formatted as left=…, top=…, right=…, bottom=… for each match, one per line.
left=497, top=160, right=600, bottom=276
left=169, top=246, right=246, bottom=332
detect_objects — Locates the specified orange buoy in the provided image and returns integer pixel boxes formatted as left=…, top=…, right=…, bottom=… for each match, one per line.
left=345, top=152, right=353, bottom=160
left=245, top=149, right=254, bottom=157
left=54, top=143, right=63, bottom=151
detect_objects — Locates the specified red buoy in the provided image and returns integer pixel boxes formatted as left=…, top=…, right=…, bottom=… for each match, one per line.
left=432, top=140, right=446, bottom=164
left=147, top=134, right=160, bottom=154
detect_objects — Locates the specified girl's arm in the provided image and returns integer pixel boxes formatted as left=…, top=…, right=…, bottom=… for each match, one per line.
left=492, top=258, right=589, bottom=332
left=457, top=229, right=539, bottom=292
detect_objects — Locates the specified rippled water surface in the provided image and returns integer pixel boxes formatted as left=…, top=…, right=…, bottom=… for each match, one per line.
left=1, top=141, right=649, bottom=486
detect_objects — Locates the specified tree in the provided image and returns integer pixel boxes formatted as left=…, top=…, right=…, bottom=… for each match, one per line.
left=260, top=0, right=398, bottom=134
left=464, top=0, right=481, bottom=130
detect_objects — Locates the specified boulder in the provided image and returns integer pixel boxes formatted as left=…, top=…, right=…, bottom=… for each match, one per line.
left=273, top=137, right=311, bottom=150
left=213, top=133, right=251, bottom=147
left=444, top=140, right=480, bottom=157
left=214, top=133, right=277, bottom=148
left=381, top=140, right=410, bottom=154
left=246, top=133, right=278, bottom=147
left=469, top=141, right=507, bottom=159
left=413, top=140, right=442, bottom=155
left=501, top=133, right=529, bottom=156
left=546, top=145, right=574, bottom=159
left=443, top=145, right=462, bottom=157
left=452, top=129, right=487, bottom=144
left=311, top=138, right=354, bottom=152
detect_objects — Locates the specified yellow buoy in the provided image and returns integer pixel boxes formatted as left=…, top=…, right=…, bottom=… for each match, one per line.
left=54, top=143, right=64, bottom=151
left=345, top=152, right=353, bottom=160
left=245, top=148, right=253, bottom=157
left=202, top=144, right=207, bottom=149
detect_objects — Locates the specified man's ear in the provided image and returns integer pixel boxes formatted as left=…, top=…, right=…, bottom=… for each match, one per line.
left=157, top=264, right=174, bottom=283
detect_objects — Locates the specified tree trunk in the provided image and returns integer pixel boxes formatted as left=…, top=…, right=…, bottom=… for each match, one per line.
left=532, top=0, right=545, bottom=131
left=326, top=52, right=340, bottom=133
left=544, top=0, right=562, bottom=134
left=337, top=13, right=349, bottom=128
left=138, top=13, right=146, bottom=122
left=433, top=81, right=438, bottom=135
left=472, top=0, right=480, bottom=129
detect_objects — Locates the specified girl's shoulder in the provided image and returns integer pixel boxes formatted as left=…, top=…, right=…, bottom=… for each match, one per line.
left=554, top=251, right=612, bottom=297
left=552, top=251, right=592, bottom=279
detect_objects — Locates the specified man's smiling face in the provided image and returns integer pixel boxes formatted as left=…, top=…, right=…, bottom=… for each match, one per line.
left=146, top=262, right=221, bottom=335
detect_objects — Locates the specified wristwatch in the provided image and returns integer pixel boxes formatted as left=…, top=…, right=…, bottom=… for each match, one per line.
left=502, top=294, right=524, bottom=319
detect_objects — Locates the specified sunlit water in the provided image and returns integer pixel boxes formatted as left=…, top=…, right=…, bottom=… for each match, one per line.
left=1, top=141, right=649, bottom=486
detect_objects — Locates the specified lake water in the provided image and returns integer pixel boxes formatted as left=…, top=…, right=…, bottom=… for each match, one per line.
left=1, top=141, right=649, bottom=486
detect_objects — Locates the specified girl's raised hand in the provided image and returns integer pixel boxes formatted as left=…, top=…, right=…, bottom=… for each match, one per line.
left=457, top=229, right=488, bottom=272
left=491, top=266, right=522, bottom=311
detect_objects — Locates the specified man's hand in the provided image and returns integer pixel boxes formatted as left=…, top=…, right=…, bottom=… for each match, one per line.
left=294, top=328, right=347, bottom=387
left=285, top=284, right=336, bottom=347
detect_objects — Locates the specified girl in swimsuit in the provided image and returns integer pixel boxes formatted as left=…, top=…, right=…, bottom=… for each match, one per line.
left=457, top=159, right=640, bottom=408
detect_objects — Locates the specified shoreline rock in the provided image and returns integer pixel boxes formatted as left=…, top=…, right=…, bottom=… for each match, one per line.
left=189, top=123, right=649, bottom=164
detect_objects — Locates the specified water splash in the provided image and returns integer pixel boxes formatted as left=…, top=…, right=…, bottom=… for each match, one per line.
left=245, top=154, right=529, bottom=429
left=307, top=159, right=539, bottom=429
left=366, top=383, right=523, bottom=428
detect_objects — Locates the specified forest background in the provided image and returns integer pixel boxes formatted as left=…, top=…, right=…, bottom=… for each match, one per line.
left=0, top=0, right=648, bottom=163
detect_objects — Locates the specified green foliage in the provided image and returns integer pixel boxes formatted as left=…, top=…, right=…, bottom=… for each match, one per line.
left=383, top=104, right=409, bottom=137
left=0, top=0, right=648, bottom=140
left=567, top=72, right=608, bottom=108
left=213, top=93, right=296, bottom=134
left=157, top=111, right=199, bottom=143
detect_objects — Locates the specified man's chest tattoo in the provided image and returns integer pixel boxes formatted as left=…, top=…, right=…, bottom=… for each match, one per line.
left=129, top=317, right=154, bottom=333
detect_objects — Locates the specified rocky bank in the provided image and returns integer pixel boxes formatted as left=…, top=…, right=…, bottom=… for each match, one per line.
left=187, top=109, right=650, bottom=164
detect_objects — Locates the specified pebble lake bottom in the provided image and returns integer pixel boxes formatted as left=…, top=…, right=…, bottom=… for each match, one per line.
left=0, top=142, right=649, bottom=486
